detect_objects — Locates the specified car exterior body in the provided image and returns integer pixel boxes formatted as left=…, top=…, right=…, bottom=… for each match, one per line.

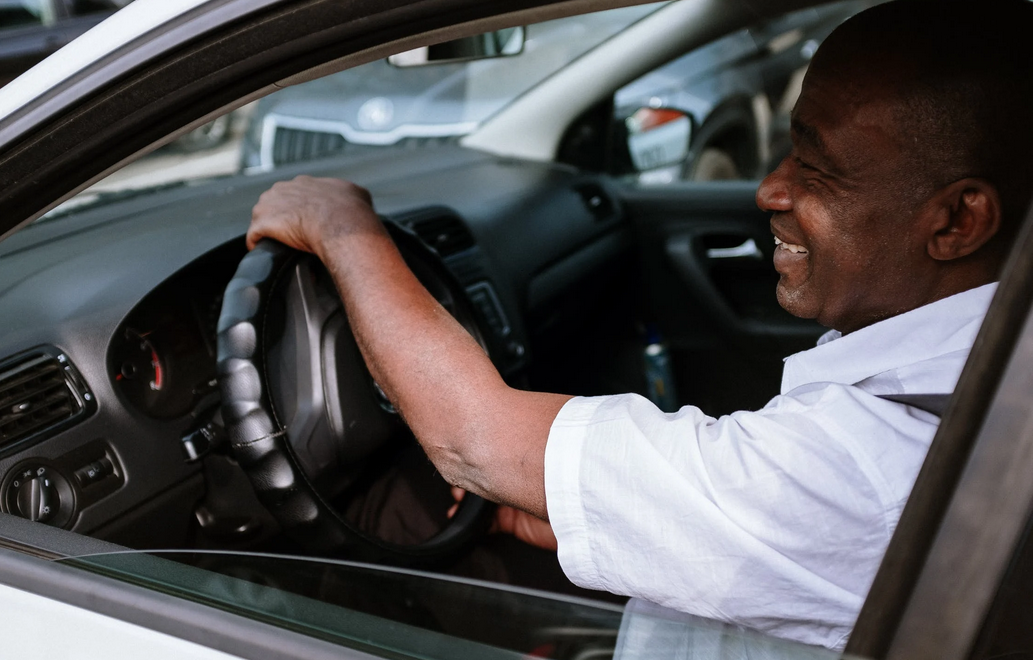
left=0, top=0, right=1031, bottom=659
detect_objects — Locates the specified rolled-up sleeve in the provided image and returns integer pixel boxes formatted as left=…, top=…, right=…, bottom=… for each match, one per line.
left=544, top=388, right=934, bottom=649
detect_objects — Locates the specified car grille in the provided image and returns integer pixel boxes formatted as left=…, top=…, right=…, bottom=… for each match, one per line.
left=272, top=128, right=348, bottom=166
left=269, top=127, right=458, bottom=166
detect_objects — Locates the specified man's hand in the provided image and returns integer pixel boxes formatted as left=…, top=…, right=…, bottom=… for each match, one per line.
left=450, top=488, right=558, bottom=551
left=247, top=175, right=384, bottom=258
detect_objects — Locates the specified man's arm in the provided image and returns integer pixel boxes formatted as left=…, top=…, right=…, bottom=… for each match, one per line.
left=247, top=176, right=572, bottom=519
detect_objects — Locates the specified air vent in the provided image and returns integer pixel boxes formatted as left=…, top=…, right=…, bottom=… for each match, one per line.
left=406, top=214, right=476, bottom=258
left=0, top=350, right=94, bottom=452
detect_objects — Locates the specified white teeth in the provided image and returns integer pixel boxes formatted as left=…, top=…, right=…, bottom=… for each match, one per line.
left=774, top=236, right=807, bottom=254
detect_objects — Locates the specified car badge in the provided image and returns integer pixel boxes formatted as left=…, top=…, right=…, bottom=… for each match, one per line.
left=357, top=97, right=394, bottom=130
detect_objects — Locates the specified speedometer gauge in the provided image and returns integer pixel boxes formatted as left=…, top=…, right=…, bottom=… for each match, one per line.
left=112, top=329, right=165, bottom=410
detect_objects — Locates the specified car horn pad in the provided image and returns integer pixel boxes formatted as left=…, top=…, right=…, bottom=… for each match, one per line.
left=216, top=226, right=493, bottom=564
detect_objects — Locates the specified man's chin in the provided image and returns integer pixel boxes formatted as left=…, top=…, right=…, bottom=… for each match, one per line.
left=775, top=282, right=820, bottom=321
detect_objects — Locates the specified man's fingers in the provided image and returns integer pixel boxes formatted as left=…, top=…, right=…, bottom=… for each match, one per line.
left=247, top=176, right=382, bottom=253
left=493, top=505, right=558, bottom=551
left=446, top=487, right=466, bottom=520
left=246, top=212, right=308, bottom=252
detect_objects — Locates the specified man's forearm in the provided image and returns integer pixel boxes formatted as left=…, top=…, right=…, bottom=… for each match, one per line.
left=312, top=220, right=569, bottom=519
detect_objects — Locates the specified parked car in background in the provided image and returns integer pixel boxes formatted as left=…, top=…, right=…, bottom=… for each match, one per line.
left=612, top=0, right=868, bottom=180
left=240, top=0, right=867, bottom=181
left=239, top=4, right=661, bottom=173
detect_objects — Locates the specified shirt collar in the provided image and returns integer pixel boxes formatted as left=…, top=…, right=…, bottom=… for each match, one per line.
left=780, top=283, right=998, bottom=395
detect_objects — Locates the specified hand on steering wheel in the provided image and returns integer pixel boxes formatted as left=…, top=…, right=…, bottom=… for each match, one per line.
left=216, top=223, right=495, bottom=565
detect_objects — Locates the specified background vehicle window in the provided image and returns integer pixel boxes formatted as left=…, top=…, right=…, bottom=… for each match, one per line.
left=0, top=0, right=48, bottom=28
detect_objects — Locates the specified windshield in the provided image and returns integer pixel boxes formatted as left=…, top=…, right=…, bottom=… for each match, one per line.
left=56, top=550, right=851, bottom=659
left=43, top=3, right=663, bottom=218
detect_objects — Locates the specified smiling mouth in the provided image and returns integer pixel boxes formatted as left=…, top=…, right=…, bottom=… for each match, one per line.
left=774, top=236, right=808, bottom=254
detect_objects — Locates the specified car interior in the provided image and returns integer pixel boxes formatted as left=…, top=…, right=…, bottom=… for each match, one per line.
left=7, top=0, right=1033, bottom=656
left=0, top=0, right=839, bottom=560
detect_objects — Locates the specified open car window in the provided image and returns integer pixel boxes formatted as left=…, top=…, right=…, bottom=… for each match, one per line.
left=53, top=550, right=853, bottom=659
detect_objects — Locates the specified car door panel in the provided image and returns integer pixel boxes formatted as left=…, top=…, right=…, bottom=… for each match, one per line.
left=621, top=181, right=824, bottom=414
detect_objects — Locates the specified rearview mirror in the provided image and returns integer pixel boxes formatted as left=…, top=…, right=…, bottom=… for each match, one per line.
left=625, top=107, right=692, bottom=172
left=388, top=28, right=525, bottom=67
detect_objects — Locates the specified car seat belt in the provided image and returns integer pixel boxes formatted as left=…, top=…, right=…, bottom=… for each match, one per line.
left=876, top=393, right=951, bottom=417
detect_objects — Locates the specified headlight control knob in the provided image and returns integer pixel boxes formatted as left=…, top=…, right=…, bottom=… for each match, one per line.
left=2, top=463, right=74, bottom=527
left=15, top=473, right=58, bottom=522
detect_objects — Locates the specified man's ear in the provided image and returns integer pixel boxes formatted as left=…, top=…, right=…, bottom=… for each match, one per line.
left=925, top=178, right=1001, bottom=261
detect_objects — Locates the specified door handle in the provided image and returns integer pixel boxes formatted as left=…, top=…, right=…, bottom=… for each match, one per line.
left=705, top=237, right=763, bottom=260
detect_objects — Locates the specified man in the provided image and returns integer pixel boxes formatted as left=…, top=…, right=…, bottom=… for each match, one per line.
left=245, top=0, right=1033, bottom=650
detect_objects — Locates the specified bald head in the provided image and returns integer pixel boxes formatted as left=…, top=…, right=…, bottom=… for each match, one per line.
left=813, top=0, right=1033, bottom=246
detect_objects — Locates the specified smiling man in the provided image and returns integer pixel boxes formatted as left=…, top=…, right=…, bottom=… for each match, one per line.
left=245, top=0, right=1033, bottom=650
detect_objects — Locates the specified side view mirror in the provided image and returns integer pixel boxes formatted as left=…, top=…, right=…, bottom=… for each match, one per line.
left=388, top=28, right=525, bottom=67
left=625, top=107, right=692, bottom=172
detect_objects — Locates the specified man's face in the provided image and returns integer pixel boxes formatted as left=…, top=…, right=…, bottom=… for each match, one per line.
left=756, top=62, right=933, bottom=333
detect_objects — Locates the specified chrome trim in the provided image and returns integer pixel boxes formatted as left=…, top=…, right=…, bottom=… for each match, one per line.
left=705, top=237, right=762, bottom=260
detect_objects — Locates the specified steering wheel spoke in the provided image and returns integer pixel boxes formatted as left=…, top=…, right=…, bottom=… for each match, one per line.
left=267, top=258, right=335, bottom=478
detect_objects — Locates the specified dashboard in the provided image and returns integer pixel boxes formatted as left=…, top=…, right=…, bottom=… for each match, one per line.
left=0, top=145, right=630, bottom=547
left=107, top=241, right=242, bottom=420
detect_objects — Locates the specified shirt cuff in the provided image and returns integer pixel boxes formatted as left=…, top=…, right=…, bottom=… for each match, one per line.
left=545, top=395, right=608, bottom=590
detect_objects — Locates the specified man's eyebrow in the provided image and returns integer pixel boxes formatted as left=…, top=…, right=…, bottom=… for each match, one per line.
left=791, top=117, right=831, bottom=160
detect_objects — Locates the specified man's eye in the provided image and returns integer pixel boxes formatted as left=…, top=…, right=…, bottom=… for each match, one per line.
left=794, top=156, right=819, bottom=173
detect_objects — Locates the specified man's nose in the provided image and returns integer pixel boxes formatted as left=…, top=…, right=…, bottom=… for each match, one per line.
left=756, top=159, right=792, bottom=212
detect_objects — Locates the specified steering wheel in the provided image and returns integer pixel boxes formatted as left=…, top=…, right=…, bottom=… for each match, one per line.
left=215, top=222, right=494, bottom=565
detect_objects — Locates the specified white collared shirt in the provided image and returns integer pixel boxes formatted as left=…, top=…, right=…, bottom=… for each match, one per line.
left=544, top=283, right=997, bottom=650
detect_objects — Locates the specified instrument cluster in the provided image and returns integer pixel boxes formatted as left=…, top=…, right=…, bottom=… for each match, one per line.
left=107, top=240, right=246, bottom=419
